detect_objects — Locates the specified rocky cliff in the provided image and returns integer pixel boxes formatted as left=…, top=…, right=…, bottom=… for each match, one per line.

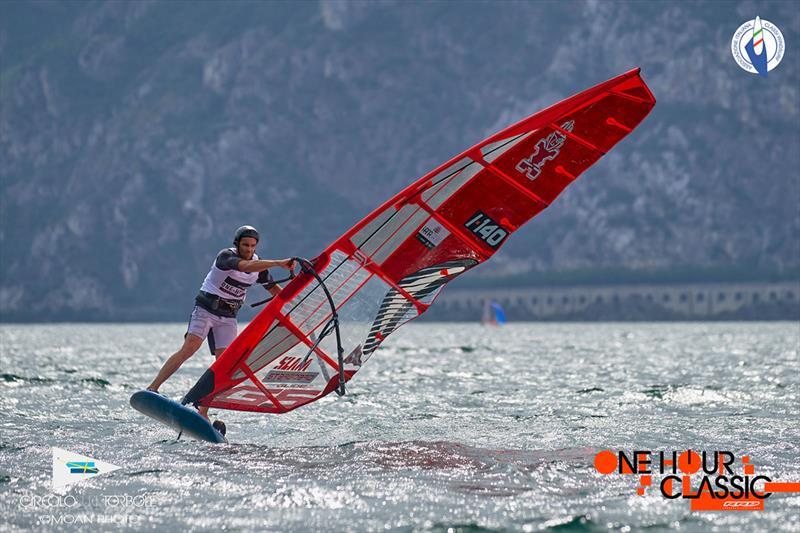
left=1, top=1, right=797, bottom=321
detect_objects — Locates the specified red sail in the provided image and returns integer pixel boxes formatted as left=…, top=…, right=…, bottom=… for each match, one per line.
left=185, top=69, right=656, bottom=413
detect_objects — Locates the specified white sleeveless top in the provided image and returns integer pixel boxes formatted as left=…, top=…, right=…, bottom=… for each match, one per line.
left=199, top=248, right=272, bottom=301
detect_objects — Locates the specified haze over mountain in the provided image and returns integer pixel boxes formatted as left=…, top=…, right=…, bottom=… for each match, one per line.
left=1, top=1, right=798, bottom=321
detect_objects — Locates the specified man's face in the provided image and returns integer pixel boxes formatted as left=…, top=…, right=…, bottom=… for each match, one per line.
left=237, top=236, right=258, bottom=260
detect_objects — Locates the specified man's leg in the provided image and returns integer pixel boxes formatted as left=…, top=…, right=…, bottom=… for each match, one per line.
left=197, top=347, right=225, bottom=421
left=197, top=319, right=237, bottom=423
left=147, top=334, right=204, bottom=392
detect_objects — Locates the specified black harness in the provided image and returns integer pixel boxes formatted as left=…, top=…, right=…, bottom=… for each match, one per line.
left=195, top=290, right=243, bottom=318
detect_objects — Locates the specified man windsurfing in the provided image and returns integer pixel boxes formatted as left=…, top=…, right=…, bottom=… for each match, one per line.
left=146, top=225, right=294, bottom=431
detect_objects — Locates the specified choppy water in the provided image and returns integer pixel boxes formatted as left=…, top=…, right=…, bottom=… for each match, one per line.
left=0, top=322, right=798, bottom=531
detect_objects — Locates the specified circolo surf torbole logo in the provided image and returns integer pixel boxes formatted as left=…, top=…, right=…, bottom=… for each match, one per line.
left=731, top=16, right=785, bottom=77
left=594, top=449, right=800, bottom=511
left=52, top=448, right=120, bottom=493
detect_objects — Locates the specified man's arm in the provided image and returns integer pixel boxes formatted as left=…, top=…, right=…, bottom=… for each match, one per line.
left=238, top=258, right=294, bottom=273
left=255, top=269, right=283, bottom=296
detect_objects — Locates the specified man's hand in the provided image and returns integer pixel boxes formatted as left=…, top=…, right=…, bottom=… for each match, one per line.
left=280, top=258, right=296, bottom=271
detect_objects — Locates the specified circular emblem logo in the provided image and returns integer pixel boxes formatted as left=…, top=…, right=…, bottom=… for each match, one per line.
left=731, top=16, right=785, bottom=76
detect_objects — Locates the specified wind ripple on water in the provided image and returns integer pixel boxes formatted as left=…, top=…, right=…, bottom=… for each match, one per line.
left=0, top=322, right=798, bottom=531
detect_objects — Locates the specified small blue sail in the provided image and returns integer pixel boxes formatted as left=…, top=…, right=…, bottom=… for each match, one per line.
left=491, top=301, right=506, bottom=325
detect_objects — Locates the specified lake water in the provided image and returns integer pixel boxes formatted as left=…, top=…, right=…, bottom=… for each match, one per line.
left=1, top=322, right=798, bottom=531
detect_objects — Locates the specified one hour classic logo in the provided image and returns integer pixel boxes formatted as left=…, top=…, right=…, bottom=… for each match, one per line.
left=731, top=16, right=785, bottom=77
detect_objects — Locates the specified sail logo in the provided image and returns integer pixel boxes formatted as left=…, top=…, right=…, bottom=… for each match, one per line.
left=264, top=369, right=318, bottom=384
left=274, top=356, right=313, bottom=372
left=731, top=17, right=784, bottom=77
left=416, top=219, right=450, bottom=250
left=515, top=120, right=574, bottom=181
left=52, top=448, right=120, bottom=493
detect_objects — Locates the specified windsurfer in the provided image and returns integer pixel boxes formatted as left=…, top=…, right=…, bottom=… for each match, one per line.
left=146, top=225, right=294, bottom=423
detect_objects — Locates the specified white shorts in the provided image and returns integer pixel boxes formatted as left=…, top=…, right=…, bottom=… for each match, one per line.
left=186, top=305, right=237, bottom=354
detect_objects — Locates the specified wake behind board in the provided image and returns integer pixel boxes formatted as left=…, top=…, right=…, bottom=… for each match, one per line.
left=130, top=390, right=227, bottom=443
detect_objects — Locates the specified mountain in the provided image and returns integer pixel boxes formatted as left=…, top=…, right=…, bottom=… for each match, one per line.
left=1, top=0, right=798, bottom=321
